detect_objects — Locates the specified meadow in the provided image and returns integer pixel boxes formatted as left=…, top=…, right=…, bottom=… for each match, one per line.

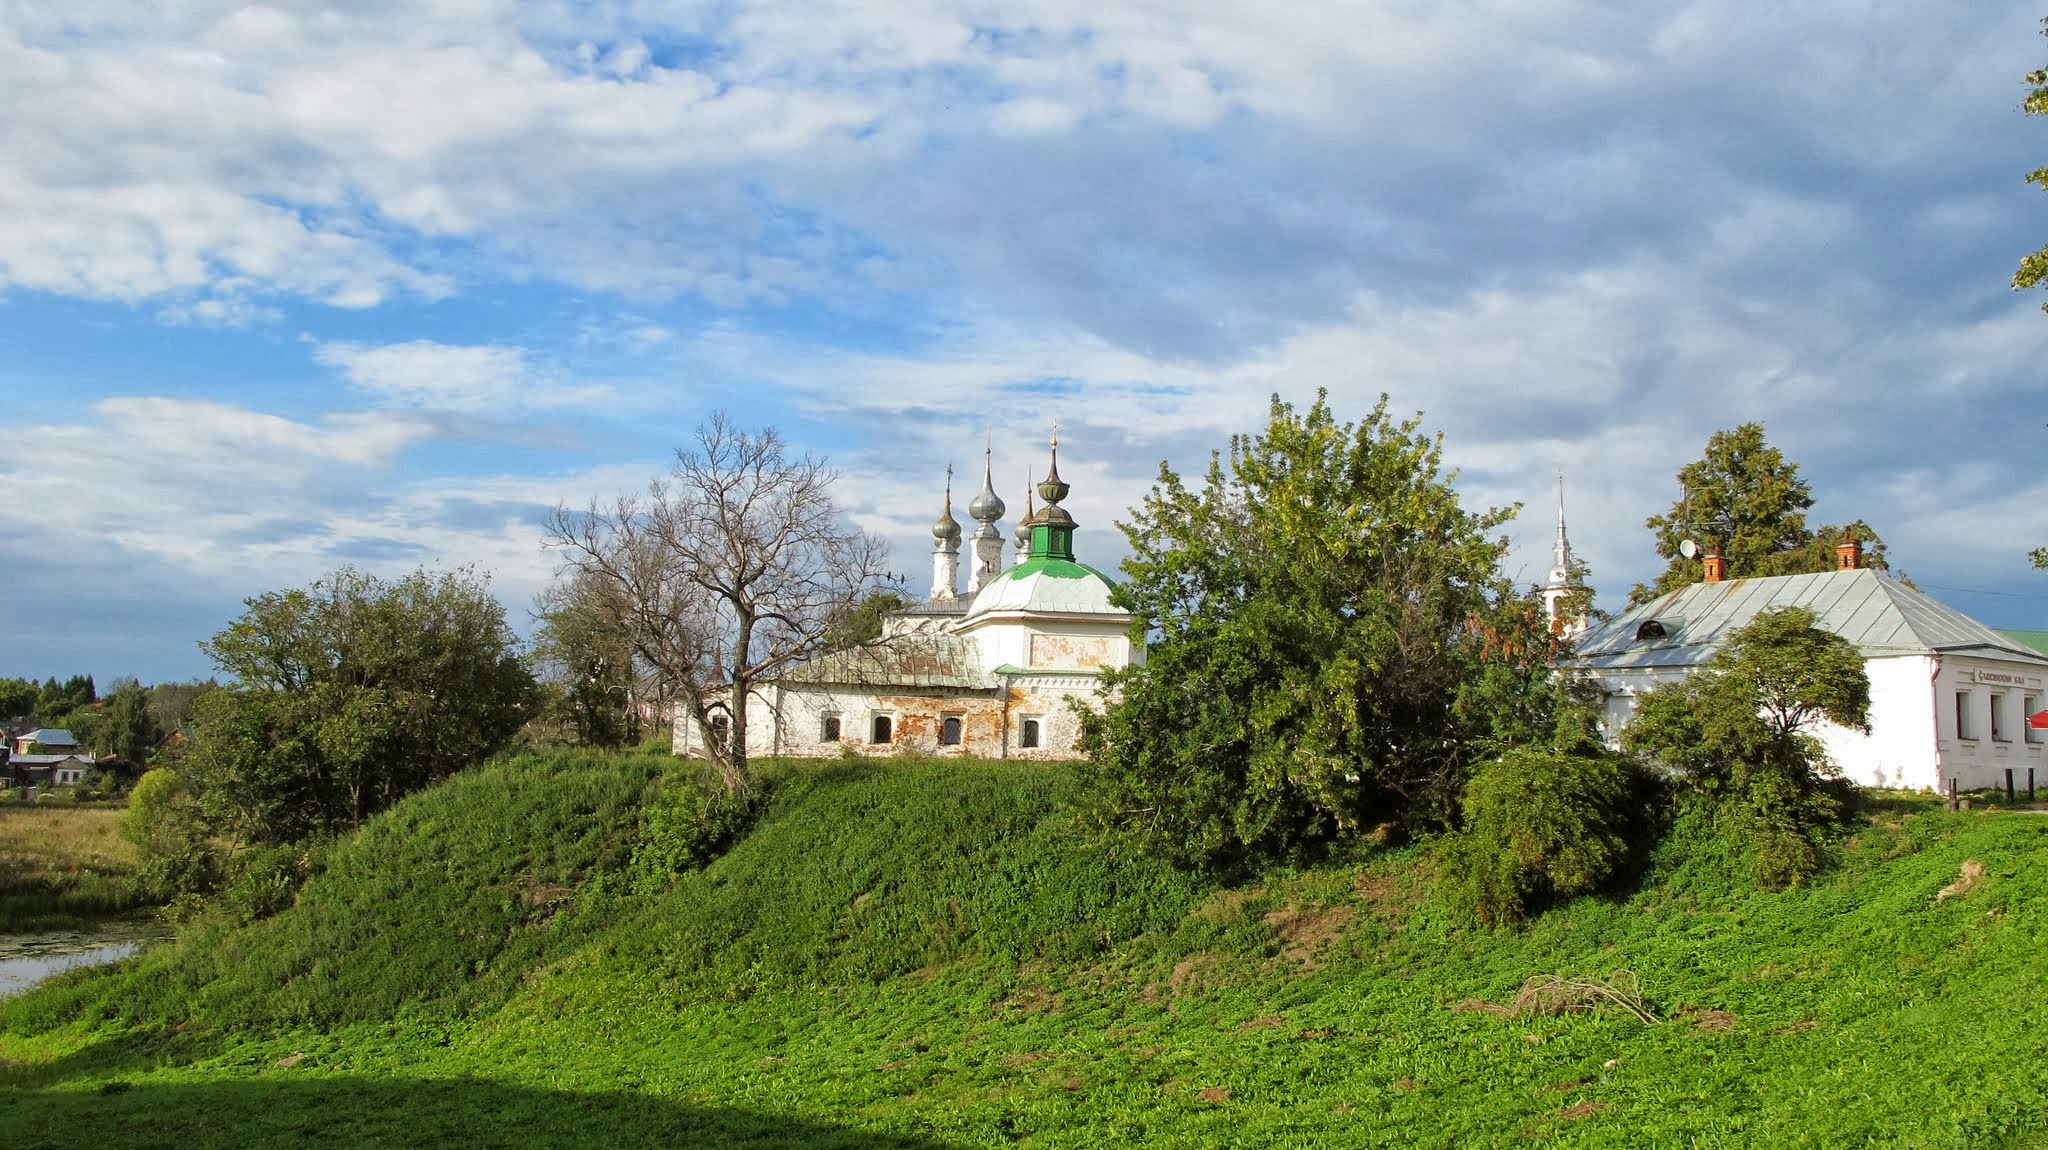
left=0, top=800, right=151, bottom=929
left=2, top=751, right=2045, bottom=1148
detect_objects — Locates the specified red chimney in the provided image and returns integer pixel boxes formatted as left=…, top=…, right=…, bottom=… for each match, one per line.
left=1702, top=544, right=1725, bottom=583
left=1836, top=533, right=1861, bottom=571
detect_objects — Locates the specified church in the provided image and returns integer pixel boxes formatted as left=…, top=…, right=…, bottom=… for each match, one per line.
left=674, top=432, right=1143, bottom=760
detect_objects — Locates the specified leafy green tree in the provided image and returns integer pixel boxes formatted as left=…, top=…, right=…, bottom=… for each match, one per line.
left=1632, top=424, right=1888, bottom=606
left=33, top=674, right=96, bottom=725
left=0, top=678, right=36, bottom=721
left=100, top=681, right=162, bottom=763
left=826, top=590, right=912, bottom=650
left=186, top=567, right=536, bottom=845
left=532, top=569, right=643, bottom=749
left=2017, top=20, right=2048, bottom=310
left=1076, top=392, right=1517, bottom=868
left=1623, top=606, right=1869, bottom=889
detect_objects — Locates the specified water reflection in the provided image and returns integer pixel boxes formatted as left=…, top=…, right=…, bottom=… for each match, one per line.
left=0, top=924, right=169, bottom=997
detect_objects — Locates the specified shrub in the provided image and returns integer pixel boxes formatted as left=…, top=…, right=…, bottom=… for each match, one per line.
left=1439, top=747, right=1653, bottom=927
left=631, top=772, right=760, bottom=882
left=119, top=769, right=221, bottom=900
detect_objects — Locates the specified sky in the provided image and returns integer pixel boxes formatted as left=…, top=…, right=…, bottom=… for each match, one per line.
left=6, top=1, right=2048, bottom=685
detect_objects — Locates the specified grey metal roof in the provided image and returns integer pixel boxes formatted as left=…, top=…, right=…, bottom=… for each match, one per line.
left=22, top=729, right=78, bottom=746
left=776, top=633, right=991, bottom=690
left=8, top=754, right=91, bottom=766
left=1569, top=568, right=2048, bottom=673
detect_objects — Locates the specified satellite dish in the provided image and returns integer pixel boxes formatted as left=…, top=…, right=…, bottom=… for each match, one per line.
left=1679, top=539, right=1700, bottom=559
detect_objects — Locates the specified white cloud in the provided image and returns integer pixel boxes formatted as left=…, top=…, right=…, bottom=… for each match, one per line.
left=313, top=339, right=609, bottom=412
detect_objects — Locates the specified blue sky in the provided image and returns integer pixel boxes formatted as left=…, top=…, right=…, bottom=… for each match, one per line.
left=6, top=1, right=2048, bottom=684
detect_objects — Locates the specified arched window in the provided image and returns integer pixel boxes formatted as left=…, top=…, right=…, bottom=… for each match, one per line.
left=871, top=714, right=893, bottom=744
left=820, top=714, right=841, bottom=742
left=939, top=715, right=962, bottom=746
left=707, top=714, right=730, bottom=751
left=1019, top=717, right=1040, bottom=749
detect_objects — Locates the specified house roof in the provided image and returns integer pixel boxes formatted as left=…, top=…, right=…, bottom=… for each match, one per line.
left=775, top=633, right=992, bottom=690
left=22, top=729, right=78, bottom=747
left=9, top=754, right=92, bottom=766
left=1570, top=568, right=2048, bottom=673
left=2001, top=629, right=2048, bottom=658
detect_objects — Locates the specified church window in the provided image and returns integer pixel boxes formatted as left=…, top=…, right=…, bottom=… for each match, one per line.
left=2027, top=695, right=2042, bottom=744
left=1019, top=716, right=1041, bottom=749
left=707, top=714, right=730, bottom=751
left=871, top=714, right=893, bottom=744
left=821, top=713, right=841, bottom=742
left=1956, top=691, right=1975, bottom=740
left=1992, top=694, right=2010, bottom=742
left=939, top=715, right=963, bottom=746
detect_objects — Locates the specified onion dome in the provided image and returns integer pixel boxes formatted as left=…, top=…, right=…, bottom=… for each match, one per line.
left=933, top=469, right=962, bottom=546
left=968, top=448, right=1006, bottom=525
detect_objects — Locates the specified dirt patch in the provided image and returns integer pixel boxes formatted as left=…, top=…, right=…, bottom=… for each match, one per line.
left=1774, top=1019, right=1821, bottom=1035
left=1167, top=952, right=1226, bottom=996
left=1298, top=1027, right=1335, bottom=1040
left=1450, top=998, right=1511, bottom=1015
left=274, top=1053, right=308, bottom=1069
left=874, top=1060, right=907, bottom=1072
left=1264, top=905, right=1359, bottom=968
left=1237, top=1015, right=1287, bottom=1030
left=1559, top=1101, right=1609, bottom=1120
left=1678, top=1007, right=1735, bottom=1033
left=1544, top=1079, right=1588, bottom=1093
left=1196, top=1086, right=1231, bottom=1104
left=1106, top=1025, right=1147, bottom=1039
left=1938, top=860, right=1985, bottom=902
left=1005, top=1052, right=1052, bottom=1069
left=993, top=986, right=1061, bottom=1015
left=1393, top=1077, right=1422, bottom=1092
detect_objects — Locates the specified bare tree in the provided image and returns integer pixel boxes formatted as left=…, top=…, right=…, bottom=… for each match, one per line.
left=545, top=413, right=895, bottom=797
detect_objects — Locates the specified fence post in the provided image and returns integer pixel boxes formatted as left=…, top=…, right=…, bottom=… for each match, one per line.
left=1948, top=777, right=1959, bottom=812
left=2031, top=768, right=2037, bottom=804
left=2006, top=768, right=2016, bottom=805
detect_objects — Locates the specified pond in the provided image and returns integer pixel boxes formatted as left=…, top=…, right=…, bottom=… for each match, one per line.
left=0, top=923, right=170, bottom=997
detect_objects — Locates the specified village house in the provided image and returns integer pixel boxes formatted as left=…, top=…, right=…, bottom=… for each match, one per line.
left=676, top=433, right=1141, bottom=761
left=1565, top=535, right=2048, bottom=793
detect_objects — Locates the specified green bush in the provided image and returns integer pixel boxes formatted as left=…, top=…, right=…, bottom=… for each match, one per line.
left=630, top=772, right=759, bottom=883
left=1438, top=747, right=1653, bottom=927
left=119, top=769, right=221, bottom=901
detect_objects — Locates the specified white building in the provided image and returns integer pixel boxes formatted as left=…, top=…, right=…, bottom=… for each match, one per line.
left=676, top=432, right=1143, bottom=761
left=1570, top=540, right=2048, bottom=793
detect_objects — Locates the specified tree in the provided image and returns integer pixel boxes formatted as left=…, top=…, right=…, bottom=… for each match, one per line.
left=1632, top=424, right=1889, bottom=606
left=545, top=413, right=894, bottom=799
left=1623, top=606, right=1869, bottom=889
left=147, top=679, right=220, bottom=733
left=1075, top=392, right=1519, bottom=868
left=186, top=567, right=535, bottom=844
left=98, top=681, right=162, bottom=763
left=0, top=678, right=36, bottom=721
left=532, top=569, right=643, bottom=749
left=2016, top=19, right=2048, bottom=310
left=826, top=590, right=912, bottom=650
left=33, top=674, right=96, bottom=725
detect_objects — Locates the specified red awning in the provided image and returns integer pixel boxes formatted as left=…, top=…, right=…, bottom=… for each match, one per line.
left=2029, top=709, right=2048, bottom=731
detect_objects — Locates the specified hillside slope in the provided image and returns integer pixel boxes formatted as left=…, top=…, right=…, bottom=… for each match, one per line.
left=4, top=754, right=2048, bottom=1149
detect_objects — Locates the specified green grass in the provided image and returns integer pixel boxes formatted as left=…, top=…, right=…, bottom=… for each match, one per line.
left=4, top=752, right=2047, bottom=1148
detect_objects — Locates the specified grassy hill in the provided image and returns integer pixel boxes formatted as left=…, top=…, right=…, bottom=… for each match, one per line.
left=4, top=750, right=2047, bottom=1148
